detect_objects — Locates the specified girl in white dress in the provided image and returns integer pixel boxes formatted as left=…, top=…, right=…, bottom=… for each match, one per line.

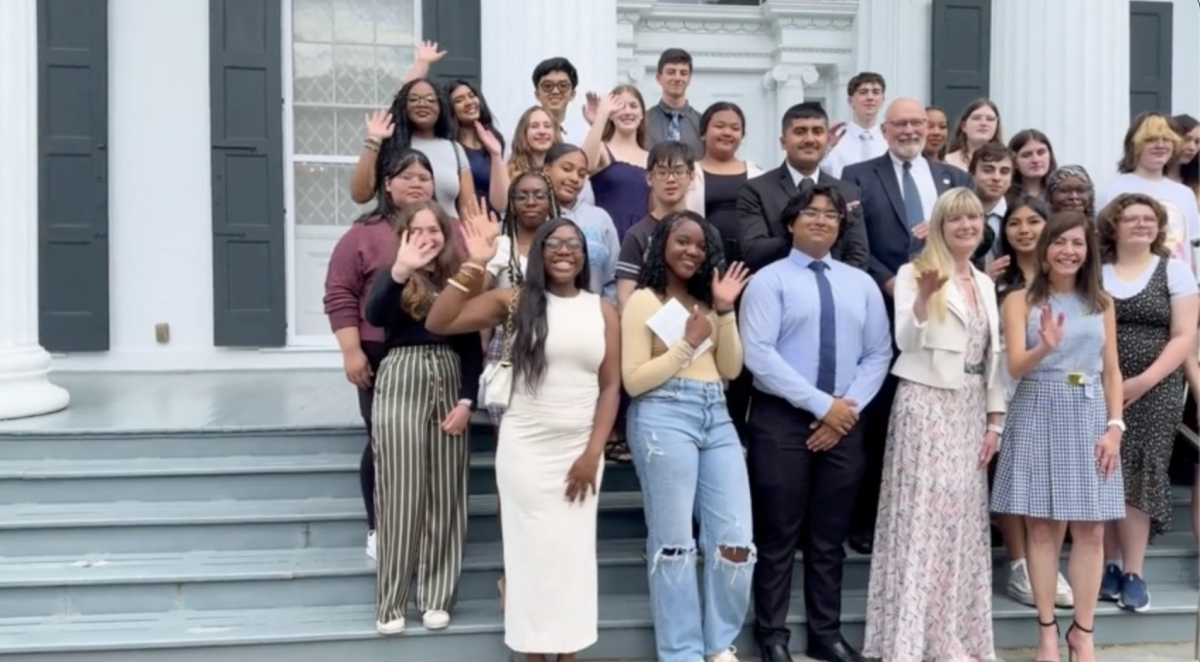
left=426, top=213, right=622, bottom=662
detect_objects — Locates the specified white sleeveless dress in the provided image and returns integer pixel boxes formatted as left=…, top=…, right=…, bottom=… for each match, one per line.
left=497, top=291, right=606, bottom=653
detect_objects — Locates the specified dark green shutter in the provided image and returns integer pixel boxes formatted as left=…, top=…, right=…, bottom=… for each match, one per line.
left=38, top=0, right=110, bottom=352
left=422, top=0, right=482, bottom=87
left=209, top=0, right=286, bottom=347
left=1129, top=1, right=1173, bottom=116
left=930, top=0, right=992, bottom=120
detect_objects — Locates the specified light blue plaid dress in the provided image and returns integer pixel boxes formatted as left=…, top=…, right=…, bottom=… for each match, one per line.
left=991, top=292, right=1126, bottom=521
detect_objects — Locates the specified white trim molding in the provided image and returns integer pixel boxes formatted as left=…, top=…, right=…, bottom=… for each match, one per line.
left=0, top=0, right=71, bottom=419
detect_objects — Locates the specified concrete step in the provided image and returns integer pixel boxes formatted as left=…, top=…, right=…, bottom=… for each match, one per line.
left=0, top=493, right=648, bottom=556
left=2, top=534, right=1193, bottom=619
left=0, top=588, right=1195, bottom=662
left=0, top=416, right=499, bottom=461
left=0, top=452, right=642, bottom=504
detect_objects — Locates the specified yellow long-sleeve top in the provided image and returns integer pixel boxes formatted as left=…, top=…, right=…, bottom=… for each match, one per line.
left=620, top=288, right=744, bottom=397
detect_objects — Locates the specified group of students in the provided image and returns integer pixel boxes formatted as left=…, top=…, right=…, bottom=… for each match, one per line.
left=321, top=41, right=1200, bottom=662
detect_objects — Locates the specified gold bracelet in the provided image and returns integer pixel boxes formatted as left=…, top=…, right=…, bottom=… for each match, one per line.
left=446, top=278, right=469, bottom=293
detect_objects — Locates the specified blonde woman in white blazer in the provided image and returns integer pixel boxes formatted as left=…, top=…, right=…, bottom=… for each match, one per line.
left=862, top=188, right=1006, bottom=662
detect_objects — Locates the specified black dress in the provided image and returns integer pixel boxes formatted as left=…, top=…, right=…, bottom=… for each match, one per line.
left=1114, top=257, right=1187, bottom=535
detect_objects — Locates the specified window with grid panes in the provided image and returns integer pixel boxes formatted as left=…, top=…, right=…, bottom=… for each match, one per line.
left=290, top=0, right=417, bottom=227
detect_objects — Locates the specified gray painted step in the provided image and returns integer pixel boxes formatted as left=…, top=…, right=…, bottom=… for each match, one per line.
left=0, top=588, right=1196, bottom=662
left=0, top=452, right=642, bottom=503
left=0, top=416, right=499, bottom=461
left=0, top=493, right=648, bottom=556
left=1, top=534, right=1194, bottom=619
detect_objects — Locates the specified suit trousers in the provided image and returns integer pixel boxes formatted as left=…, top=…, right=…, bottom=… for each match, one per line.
left=747, top=390, right=866, bottom=645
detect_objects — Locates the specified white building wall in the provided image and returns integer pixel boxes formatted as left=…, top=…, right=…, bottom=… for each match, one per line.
left=1172, top=0, right=1200, bottom=115
left=854, top=0, right=932, bottom=111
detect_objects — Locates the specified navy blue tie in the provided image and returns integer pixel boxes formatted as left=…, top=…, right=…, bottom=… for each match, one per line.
left=809, top=261, right=837, bottom=394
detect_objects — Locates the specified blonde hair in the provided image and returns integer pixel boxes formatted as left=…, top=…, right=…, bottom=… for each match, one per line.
left=1119, top=112, right=1183, bottom=173
left=910, top=187, right=985, bottom=322
left=507, top=106, right=562, bottom=178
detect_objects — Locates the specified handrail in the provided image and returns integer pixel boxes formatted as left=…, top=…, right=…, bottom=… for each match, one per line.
left=1178, top=422, right=1200, bottom=662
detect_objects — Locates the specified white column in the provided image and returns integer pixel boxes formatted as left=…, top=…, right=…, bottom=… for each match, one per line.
left=854, top=0, right=933, bottom=110
left=480, top=0, right=619, bottom=137
left=990, top=0, right=1130, bottom=191
left=0, top=0, right=71, bottom=420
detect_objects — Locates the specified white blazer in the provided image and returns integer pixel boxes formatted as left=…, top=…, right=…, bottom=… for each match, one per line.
left=684, top=161, right=765, bottom=215
left=890, top=263, right=1007, bottom=414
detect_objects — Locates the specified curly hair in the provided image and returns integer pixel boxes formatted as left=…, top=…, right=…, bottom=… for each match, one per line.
left=635, top=211, right=724, bottom=307
left=501, top=170, right=561, bottom=288
left=1096, top=192, right=1171, bottom=262
left=375, top=79, right=455, bottom=194
left=512, top=218, right=590, bottom=394
left=390, top=201, right=462, bottom=319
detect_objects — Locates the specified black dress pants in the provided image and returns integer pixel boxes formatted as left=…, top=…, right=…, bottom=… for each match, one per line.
left=747, top=390, right=866, bottom=645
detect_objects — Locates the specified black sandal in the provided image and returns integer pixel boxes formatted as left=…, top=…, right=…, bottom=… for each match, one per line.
left=605, top=440, right=632, bottom=463
left=1036, top=617, right=1061, bottom=662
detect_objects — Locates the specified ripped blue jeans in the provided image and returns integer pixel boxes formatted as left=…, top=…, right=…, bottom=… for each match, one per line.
left=627, top=378, right=756, bottom=662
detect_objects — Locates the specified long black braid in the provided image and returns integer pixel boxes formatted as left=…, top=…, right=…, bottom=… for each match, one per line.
left=374, top=78, right=455, bottom=195
left=635, top=210, right=725, bottom=308
left=501, top=171, right=561, bottom=288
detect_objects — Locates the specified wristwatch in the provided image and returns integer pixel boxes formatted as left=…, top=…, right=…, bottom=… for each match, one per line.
left=1107, top=419, right=1126, bottom=432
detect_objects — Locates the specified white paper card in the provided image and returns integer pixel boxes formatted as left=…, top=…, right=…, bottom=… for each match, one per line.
left=644, top=298, right=712, bottom=363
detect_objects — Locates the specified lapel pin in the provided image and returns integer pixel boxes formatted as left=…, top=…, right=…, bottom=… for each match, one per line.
left=942, top=177, right=951, bottom=186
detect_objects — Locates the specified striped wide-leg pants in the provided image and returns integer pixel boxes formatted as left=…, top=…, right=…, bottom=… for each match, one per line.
left=371, top=344, right=469, bottom=623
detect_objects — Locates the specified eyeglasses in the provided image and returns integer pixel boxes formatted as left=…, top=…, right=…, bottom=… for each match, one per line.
left=1055, top=186, right=1089, bottom=197
left=545, top=238, right=584, bottom=252
left=538, top=81, right=573, bottom=94
left=393, top=173, right=432, bottom=184
left=886, top=118, right=926, bottom=129
left=514, top=190, right=549, bottom=202
left=652, top=167, right=691, bottom=180
left=1119, top=215, right=1158, bottom=226
left=407, top=95, right=439, bottom=107
left=799, top=209, right=841, bottom=222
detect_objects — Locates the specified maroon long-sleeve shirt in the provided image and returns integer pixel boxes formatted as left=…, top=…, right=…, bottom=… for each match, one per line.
left=323, top=216, right=467, bottom=344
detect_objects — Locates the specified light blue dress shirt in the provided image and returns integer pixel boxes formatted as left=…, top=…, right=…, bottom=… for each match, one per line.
left=739, top=248, right=893, bottom=419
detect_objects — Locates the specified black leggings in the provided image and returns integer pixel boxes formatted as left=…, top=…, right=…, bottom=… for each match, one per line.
left=356, top=341, right=388, bottom=530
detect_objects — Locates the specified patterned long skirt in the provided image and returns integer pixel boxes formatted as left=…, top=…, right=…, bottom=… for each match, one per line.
left=862, top=375, right=995, bottom=662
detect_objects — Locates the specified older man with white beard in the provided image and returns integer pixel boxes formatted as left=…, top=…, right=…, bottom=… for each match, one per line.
left=839, top=97, right=973, bottom=555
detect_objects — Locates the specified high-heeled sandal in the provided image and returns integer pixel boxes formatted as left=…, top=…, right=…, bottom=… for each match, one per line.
left=1035, top=617, right=1060, bottom=662
left=1065, top=620, right=1093, bottom=662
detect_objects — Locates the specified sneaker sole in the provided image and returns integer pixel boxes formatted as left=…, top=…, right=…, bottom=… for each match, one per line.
left=1006, top=587, right=1035, bottom=607
left=1118, top=596, right=1152, bottom=613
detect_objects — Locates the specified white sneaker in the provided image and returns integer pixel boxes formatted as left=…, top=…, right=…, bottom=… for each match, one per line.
left=375, top=616, right=405, bottom=635
left=422, top=609, right=450, bottom=630
left=1006, top=559, right=1035, bottom=606
left=1055, top=571, right=1075, bottom=607
left=366, top=531, right=377, bottom=562
left=706, top=647, right=739, bottom=662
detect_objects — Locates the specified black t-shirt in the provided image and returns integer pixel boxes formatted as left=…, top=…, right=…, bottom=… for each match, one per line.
left=615, top=215, right=660, bottom=282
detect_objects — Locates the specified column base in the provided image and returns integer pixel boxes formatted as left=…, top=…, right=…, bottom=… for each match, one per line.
left=0, top=345, right=70, bottom=421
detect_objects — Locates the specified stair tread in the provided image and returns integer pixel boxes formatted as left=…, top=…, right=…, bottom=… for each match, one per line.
left=0, top=492, right=645, bottom=529
left=2, top=588, right=1196, bottom=653
left=1, top=532, right=1192, bottom=588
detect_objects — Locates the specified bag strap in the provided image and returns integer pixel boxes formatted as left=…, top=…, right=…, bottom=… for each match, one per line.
left=499, top=289, right=520, bottom=362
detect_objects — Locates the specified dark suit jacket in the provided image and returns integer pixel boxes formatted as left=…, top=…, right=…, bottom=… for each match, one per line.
left=841, top=154, right=972, bottom=289
left=736, top=164, right=871, bottom=273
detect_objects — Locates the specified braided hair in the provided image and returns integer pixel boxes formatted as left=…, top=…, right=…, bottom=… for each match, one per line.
left=635, top=210, right=725, bottom=308
left=375, top=78, right=455, bottom=195
left=501, top=170, right=561, bottom=288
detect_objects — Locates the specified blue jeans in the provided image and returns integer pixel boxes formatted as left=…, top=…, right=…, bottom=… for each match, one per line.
left=627, top=378, right=756, bottom=662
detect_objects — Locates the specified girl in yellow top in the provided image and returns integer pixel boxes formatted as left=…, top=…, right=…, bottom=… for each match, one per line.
left=619, top=210, right=751, bottom=662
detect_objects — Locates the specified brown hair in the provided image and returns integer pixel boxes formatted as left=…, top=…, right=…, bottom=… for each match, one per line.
left=1096, top=192, right=1170, bottom=262
left=391, top=201, right=462, bottom=319
left=600, top=84, right=649, bottom=149
left=968, top=142, right=1016, bottom=174
left=507, top=106, right=562, bottom=178
left=847, top=72, right=886, bottom=96
left=947, top=98, right=1004, bottom=158
left=1026, top=211, right=1110, bottom=314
